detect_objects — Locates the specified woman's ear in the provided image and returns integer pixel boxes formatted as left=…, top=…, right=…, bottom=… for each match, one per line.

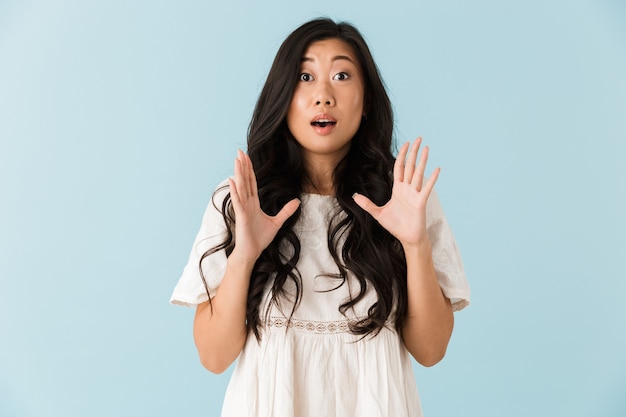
left=363, top=91, right=371, bottom=119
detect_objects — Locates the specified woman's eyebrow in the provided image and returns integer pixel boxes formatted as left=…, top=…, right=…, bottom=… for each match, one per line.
left=300, top=55, right=356, bottom=64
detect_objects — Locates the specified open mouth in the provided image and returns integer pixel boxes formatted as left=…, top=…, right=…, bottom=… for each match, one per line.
left=311, top=113, right=337, bottom=129
left=311, top=120, right=337, bottom=128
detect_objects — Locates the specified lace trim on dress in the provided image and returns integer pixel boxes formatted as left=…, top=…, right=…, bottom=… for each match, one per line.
left=266, top=316, right=360, bottom=334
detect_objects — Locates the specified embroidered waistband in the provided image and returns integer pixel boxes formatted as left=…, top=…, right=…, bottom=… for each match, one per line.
left=266, top=316, right=358, bottom=334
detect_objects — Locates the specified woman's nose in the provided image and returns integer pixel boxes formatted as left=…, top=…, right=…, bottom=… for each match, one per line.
left=315, top=83, right=335, bottom=106
left=315, top=96, right=335, bottom=106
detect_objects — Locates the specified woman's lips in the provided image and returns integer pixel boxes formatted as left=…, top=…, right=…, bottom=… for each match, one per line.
left=311, top=120, right=336, bottom=127
left=311, top=114, right=337, bottom=134
left=311, top=120, right=336, bottom=135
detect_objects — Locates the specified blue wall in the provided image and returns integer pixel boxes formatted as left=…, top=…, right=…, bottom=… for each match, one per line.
left=1, top=0, right=625, bottom=416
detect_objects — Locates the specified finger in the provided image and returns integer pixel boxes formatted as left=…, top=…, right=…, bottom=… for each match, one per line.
left=352, top=193, right=381, bottom=219
left=404, top=137, right=422, bottom=183
left=245, top=153, right=258, bottom=197
left=241, top=151, right=252, bottom=196
left=411, top=145, right=429, bottom=190
left=394, top=142, right=410, bottom=182
left=236, top=150, right=250, bottom=199
left=234, top=155, right=247, bottom=201
left=228, top=177, right=242, bottom=211
left=420, top=167, right=441, bottom=199
left=273, top=198, right=301, bottom=226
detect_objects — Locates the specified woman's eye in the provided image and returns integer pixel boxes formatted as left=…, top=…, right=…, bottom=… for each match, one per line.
left=299, top=73, right=314, bottom=82
left=333, top=72, right=349, bottom=81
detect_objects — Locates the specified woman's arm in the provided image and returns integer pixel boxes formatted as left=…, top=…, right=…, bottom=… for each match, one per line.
left=400, top=241, right=453, bottom=366
left=353, top=138, right=452, bottom=366
left=193, top=250, right=255, bottom=374
left=193, top=150, right=300, bottom=374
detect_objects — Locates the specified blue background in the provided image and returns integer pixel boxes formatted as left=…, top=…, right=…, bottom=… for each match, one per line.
left=1, top=0, right=625, bottom=416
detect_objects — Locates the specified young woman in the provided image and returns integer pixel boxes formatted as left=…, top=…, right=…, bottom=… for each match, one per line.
left=171, top=18, right=470, bottom=417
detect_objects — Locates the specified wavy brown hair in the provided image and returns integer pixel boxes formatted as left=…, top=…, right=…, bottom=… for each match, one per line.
left=200, top=18, right=407, bottom=341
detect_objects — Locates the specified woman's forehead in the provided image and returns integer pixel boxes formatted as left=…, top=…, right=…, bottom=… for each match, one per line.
left=301, top=38, right=358, bottom=63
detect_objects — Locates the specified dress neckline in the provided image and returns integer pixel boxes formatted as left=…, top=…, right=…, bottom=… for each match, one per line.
left=301, top=192, right=336, bottom=198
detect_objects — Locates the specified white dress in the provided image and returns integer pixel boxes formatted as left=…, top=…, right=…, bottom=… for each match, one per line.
left=171, top=181, right=470, bottom=417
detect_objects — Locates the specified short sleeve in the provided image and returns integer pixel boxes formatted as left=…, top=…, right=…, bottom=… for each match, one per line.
left=426, top=189, right=471, bottom=312
left=170, top=180, right=230, bottom=307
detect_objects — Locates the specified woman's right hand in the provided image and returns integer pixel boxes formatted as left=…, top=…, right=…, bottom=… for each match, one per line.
left=195, top=150, right=299, bottom=374
left=228, top=150, right=300, bottom=263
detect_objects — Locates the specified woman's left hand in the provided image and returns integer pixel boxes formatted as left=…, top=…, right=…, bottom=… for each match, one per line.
left=353, top=137, right=439, bottom=248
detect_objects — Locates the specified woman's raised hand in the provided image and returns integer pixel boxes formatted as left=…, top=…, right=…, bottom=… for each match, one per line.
left=353, top=138, right=439, bottom=249
left=229, top=150, right=300, bottom=262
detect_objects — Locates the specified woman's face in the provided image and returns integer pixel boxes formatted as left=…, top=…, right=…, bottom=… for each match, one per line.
left=286, top=38, right=365, bottom=166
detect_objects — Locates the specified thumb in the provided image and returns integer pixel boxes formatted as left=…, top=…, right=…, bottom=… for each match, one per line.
left=273, top=198, right=301, bottom=226
left=352, top=193, right=380, bottom=218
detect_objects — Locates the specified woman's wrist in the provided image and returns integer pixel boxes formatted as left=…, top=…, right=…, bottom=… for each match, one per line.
left=227, top=247, right=259, bottom=269
left=401, top=237, right=432, bottom=256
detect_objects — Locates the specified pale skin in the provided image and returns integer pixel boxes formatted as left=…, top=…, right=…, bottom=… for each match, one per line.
left=194, top=38, right=453, bottom=373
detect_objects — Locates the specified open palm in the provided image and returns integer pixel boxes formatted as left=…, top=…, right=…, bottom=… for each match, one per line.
left=353, top=138, right=439, bottom=247
left=229, top=150, right=300, bottom=262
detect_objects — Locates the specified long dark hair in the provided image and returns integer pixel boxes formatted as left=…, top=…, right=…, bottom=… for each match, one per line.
left=200, top=18, right=407, bottom=341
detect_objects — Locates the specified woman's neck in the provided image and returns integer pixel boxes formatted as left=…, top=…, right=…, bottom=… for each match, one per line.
left=298, top=146, right=350, bottom=195
left=302, top=179, right=334, bottom=195
left=302, top=158, right=338, bottom=195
